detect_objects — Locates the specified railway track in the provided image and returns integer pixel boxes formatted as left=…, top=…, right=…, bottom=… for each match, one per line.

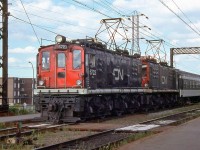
left=0, top=123, right=68, bottom=141
left=35, top=108, right=200, bottom=150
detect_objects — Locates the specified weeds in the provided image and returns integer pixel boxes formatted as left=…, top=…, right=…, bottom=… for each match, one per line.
left=0, top=123, right=6, bottom=129
left=9, top=106, right=33, bottom=115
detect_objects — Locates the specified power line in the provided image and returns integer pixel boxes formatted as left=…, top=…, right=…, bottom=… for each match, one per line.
left=10, top=8, right=96, bottom=30
left=94, top=0, right=123, bottom=16
left=88, top=0, right=179, bottom=50
left=69, top=0, right=110, bottom=18
left=18, top=0, right=176, bottom=52
left=12, top=0, right=200, bottom=61
left=171, top=0, right=200, bottom=34
left=10, top=15, right=96, bottom=39
left=10, top=15, right=61, bottom=36
left=10, top=0, right=93, bottom=22
left=159, top=0, right=200, bottom=37
left=103, top=0, right=130, bottom=15
left=158, top=0, right=200, bottom=62
left=19, top=0, right=40, bottom=45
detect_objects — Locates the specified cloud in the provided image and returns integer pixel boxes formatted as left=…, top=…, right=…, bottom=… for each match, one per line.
left=9, top=46, right=37, bottom=54
left=26, top=57, right=36, bottom=63
left=8, top=57, right=19, bottom=63
left=5, top=0, right=200, bottom=77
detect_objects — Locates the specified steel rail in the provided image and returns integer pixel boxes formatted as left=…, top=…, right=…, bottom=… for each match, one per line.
left=35, top=107, right=200, bottom=150
left=0, top=123, right=68, bottom=141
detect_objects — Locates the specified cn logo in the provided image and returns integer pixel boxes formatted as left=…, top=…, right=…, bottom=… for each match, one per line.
left=113, top=68, right=124, bottom=80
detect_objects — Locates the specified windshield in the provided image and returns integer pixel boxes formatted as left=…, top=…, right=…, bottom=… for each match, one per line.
left=73, top=50, right=81, bottom=69
left=42, top=51, right=50, bottom=70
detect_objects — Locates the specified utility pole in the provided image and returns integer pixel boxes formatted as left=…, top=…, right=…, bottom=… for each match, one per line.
left=131, top=14, right=139, bottom=55
left=131, top=11, right=149, bottom=56
left=0, top=0, right=9, bottom=112
left=95, top=18, right=129, bottom=51
left=145, top=39, right=166, bottom=63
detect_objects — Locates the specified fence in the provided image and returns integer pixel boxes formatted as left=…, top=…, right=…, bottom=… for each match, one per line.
left=9, top=104, right=36, bottom=115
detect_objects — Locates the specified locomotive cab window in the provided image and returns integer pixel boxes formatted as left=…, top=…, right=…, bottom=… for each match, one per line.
left=57, top=53, right=65, bottom=68
left=73, top=50, right=81, bottom=69
left=42, top=51, right=50, bottom=70
left=89, top=54, right=95, bottom=67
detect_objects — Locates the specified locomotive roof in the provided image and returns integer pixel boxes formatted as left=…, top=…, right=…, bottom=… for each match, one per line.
left=38, top=38, right=142, bottom=59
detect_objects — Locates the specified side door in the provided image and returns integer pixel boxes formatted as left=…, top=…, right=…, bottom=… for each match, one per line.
left=55, top=52, right=67, bottom=88
left=88, top=53, right=97, bottom=89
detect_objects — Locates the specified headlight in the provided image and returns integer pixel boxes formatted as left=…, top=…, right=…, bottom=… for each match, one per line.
left=39, top=80, right=44, bottom=86
left=55, top=35, right=66, bottom=43
left=76, top=80, right=82, bottom=86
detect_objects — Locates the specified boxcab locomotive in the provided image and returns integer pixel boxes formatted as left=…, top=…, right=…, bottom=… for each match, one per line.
left=141, top=56, right=176, bottom=90
left=35, top=35, right=144, bottom=122
left=34, top=35, right=200, bottom=123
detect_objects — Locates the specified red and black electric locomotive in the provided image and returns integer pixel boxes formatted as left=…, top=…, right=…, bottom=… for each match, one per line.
left=34, top=35, right=200, bottom=123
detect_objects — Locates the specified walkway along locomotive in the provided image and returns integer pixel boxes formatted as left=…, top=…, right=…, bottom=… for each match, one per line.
left=34, top=35, right=200, bottom=123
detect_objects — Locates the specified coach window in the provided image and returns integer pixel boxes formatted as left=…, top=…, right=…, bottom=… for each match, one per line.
left=42, top=51, right=50, bottom=70
left=57, top=53, right=65, bottom=68
left=73, top=50, right=81, bottom=69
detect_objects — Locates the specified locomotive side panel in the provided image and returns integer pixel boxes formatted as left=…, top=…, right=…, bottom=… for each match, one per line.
left=159, top=65, right=175, bottom=89
left=167, top=67, right=176, bottom=89
left=173, top=69, right=179, bottom=90
left=96, top=50, right=107, bottom=88
left=149, top=63, right=160, bottom=89
left=84, top=47, right=142, bottom=89
left=131, top=58, right=142, bottom=87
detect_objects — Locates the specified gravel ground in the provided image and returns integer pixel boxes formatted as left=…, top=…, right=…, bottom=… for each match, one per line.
left=1, top=103, right=200, bottom=150
left=34, top=129, right=97, bottom=147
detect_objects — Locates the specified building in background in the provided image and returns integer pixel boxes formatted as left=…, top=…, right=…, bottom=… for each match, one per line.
left=0, top=77, right=36, bottom=105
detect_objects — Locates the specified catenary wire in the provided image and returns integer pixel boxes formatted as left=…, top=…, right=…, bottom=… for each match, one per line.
left=19, top=0, right=40, bottom=45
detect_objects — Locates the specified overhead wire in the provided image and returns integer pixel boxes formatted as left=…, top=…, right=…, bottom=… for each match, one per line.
left=12, top=1, right=200, bottom=61
left=157, top=0, right=200, bottom=63
left=159, top=0, right=200, bottom=37
left=171, top=0, right=200, bottom=34
left=6, top=0, right=200, bottom=76
left=85, top=0, right=178, bottom=49
left=103, top=0, right=130, bottom=15
left=19, top=0, right=40, bottom=45
left=12, top=0, right=177, bottom=51
left=93, top=1, right=200, bottom=67
left=10, top=0, right=93, bottom=22
left=69, top=0, right=110, bottom=18
left=10, top=8, right=96, bottom=30
left=10, top=15, right=61, bottom=35
left=94, top=0, right=123, bottom=16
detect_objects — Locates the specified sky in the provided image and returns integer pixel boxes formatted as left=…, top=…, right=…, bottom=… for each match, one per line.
left=1, top=0, right=200, bottom=78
